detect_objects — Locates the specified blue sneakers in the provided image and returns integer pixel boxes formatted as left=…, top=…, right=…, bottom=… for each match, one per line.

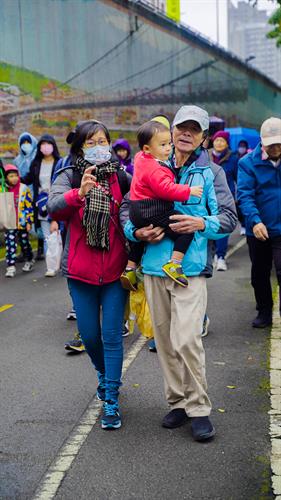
left=101, top=401, right=121, bottom=430
left=191, top=416, right=215, bottom=441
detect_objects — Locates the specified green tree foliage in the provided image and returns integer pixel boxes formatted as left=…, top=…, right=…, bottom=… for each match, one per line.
left=267, top=1, right=281, bottom=47
left=248, top=0, right=281, bottom=48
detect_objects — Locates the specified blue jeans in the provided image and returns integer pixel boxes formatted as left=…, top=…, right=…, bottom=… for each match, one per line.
left=215, top=236, right=229, bottom=259
left=68, top=278, right=128, bottom=401
left=40, top=219, right=51, bottom=256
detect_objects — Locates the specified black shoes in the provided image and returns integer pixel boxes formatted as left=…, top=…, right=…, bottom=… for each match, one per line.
left=252, top=312, right=272, bottom=328
left=191, top=416, right=215, bottom=441
left=162, top=410, right=215, bottom=441
left=162, top=408, right=188, bottom=429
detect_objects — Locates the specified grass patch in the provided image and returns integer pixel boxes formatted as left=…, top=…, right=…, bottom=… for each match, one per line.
left=0, top=61, right=69, bottom=100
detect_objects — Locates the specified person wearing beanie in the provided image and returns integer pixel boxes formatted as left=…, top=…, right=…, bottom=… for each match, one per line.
left=4, top=164, right=34, bottom=278
left=210, top=130, right=238, bottom=271
left=237, top=117, right=281, bottom=328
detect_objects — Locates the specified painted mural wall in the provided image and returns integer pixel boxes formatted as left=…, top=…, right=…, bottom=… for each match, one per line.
left=0, top=0, right=280, bottom=157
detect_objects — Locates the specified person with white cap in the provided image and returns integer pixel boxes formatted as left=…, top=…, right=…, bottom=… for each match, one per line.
left=238, top=117, right=281, bottom=328
left=121, top=105, right=237, bottom=441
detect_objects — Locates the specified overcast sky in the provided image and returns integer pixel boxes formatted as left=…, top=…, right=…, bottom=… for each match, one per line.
left=180, top=0, right=278, bottom=48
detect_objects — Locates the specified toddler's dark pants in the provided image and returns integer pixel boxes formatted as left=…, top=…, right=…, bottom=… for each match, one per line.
left=129, top=199, right=194, bottom=264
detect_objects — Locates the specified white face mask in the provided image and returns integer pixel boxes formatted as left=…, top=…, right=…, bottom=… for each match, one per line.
left=83, top=145, right=111, bottom=165
left=21, top=143, right=32, bottom=155
left=238, top=146, right=247, bottom=155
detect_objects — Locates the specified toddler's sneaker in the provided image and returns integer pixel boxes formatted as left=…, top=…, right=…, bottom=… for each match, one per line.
left=101, top=401, right=121, bottom=429
left=22, top=260, right=35, bottom=272
left=120, top=268, right=137, bottom=291
left=162, top=261, right=188, bottom=287
left=5, top=266, right=16, bottom=278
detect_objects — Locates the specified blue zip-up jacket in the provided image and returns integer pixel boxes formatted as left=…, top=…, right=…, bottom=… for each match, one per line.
left=237, top=143, right=281, bottom=237
left=121, top=149, right=237, bottom=278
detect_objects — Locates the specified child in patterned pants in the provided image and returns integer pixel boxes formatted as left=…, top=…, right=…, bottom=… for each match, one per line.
left=5, top=229, right=33, bottom=266
left=4, top=164, right=34, bottom=278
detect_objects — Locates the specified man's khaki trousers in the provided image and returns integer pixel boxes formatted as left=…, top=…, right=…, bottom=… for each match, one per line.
left=144, top=275, right=212, bottom=417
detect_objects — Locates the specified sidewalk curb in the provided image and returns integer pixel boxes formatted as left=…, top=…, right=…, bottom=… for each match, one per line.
left=270, top=288, right=281, bottom=497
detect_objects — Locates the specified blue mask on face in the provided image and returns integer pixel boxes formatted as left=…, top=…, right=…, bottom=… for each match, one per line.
left=21, top=143, right=32, bottom=155
left=83, top=145, right=111, bottom=165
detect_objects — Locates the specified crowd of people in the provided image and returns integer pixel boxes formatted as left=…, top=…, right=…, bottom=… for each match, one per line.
left=1, top=106, right=281, bottom=438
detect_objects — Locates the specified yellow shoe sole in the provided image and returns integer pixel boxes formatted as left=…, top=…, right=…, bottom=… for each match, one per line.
left=162, top=266, right=188, bottom=288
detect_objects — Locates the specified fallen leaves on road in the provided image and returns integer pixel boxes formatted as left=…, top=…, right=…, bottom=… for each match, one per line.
left=132, top=384, right=140, bottom=388
left=227, top=385, right=236, bottom=389
left=213, top=361, right=226, bottom=366
left=218, top=408, right=225, bottom=413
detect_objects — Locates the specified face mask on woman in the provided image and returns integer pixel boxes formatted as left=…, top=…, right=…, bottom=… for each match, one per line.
left=238, top=146, right=247, bottom=155
left=40, top=144, right=54, bottom=156
left=21, top=143, right=32, bottom=155
left=83, top=145, right=111, bottom=165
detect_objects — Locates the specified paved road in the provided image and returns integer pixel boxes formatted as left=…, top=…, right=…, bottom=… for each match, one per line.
left=0, top=234, right=274, bottom=499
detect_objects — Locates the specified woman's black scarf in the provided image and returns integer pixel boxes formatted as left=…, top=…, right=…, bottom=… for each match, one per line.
left=75, top=156, right=118, bottom=250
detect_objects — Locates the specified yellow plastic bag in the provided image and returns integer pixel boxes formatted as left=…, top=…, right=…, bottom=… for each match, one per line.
left=128, top=282, right=154, bottom=339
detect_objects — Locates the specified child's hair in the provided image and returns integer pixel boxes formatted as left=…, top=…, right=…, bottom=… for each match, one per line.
left=137, top=121, right=169, bottom=150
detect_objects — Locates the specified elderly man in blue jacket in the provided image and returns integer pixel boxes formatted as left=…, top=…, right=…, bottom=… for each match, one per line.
left=121, top=106, right=237, bottom=441
left=238, top=117, right=281, bottom=328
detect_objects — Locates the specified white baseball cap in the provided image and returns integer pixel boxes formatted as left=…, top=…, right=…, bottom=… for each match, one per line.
left=172, top=105, right=209, bottom=131
left=260, top=117, right=281, bottom=147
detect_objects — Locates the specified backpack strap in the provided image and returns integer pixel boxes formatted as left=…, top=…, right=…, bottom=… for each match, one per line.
left=116, top=167, right=131, bottom=197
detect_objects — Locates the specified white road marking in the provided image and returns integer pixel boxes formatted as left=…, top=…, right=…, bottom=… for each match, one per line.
left=225, top=237, right=247, bottom=259
left=32, top=336, right=147, bottom=500
left=0, top=304, right=14, bottom=313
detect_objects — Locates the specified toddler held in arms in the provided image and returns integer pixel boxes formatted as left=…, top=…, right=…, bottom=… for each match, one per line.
left=120, top=120, right=202, bottom=290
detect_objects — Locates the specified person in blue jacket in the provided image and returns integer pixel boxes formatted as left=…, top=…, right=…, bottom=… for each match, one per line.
left=120, top=105, right=237, bottom=442
left=14, top=132, right=38, bottom=179
left=210, top=130, right=238, bottom=271
left=237, top=117, right=281, bottom=329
